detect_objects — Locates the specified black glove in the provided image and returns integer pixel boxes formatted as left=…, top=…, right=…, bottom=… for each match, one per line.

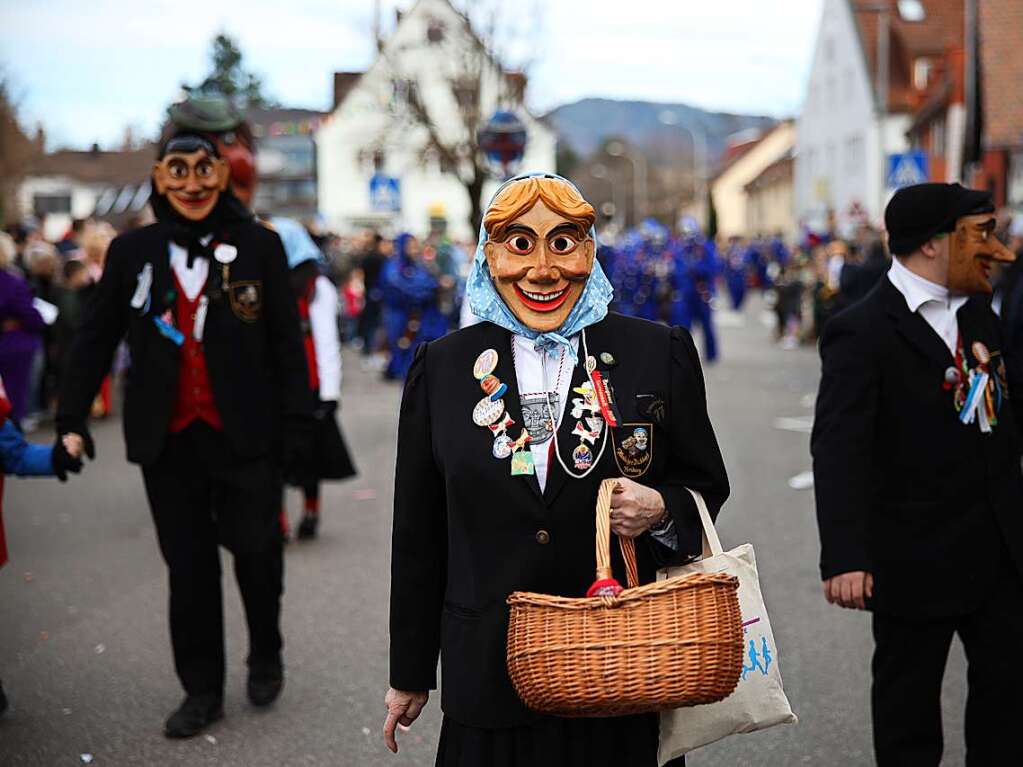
left=51, top=438, right=84, bottom=482
left=314, top=399, right=338, bottom=420
left=55, top=418, right=95, bottom=460
left=282, top=416, right=316, bottom=484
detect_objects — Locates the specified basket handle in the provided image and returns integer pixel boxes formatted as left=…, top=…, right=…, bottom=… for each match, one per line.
left=595, top=479, right=640, bottom=590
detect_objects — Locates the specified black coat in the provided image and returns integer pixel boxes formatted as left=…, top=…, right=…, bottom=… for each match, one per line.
left=57, top=221, right=313, bottom=465
left=812, top=278, right=1023, bottom=618
left=389, top=313, right=729, bottom=728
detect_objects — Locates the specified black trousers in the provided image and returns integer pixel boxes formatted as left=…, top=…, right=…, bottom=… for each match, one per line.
left=142, top=421, right=284, bottom=697
left=871, top=563, right=1023, bottom=766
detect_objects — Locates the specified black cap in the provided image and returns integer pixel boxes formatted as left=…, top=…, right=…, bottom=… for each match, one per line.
left=885, top=182, right=994, bottom=255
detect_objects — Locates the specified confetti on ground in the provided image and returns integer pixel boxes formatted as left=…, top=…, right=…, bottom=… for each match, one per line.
left=354, top=489, right=377, bottom=501
left=80, top=754, right=94, bottom=764
left=39, top=631, right=49, bottom=641
left=62, top=708, right=72, bottom=715
left=361, top=727, right=371, bottom=736
left=205, top=735, right=217, bottom=745
left=94, top=644, right=105, bottom=654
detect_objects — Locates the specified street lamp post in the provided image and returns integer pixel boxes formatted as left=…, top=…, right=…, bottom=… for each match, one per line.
left=658, top=110, right=708, bottom=230
left=589, top=162, right=623, bottom=231
left=605, top=140, right=648, bottom=226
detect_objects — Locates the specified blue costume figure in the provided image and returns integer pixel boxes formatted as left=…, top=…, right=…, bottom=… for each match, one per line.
left=723, top=237, right=748, bottom=310
left=381, top=233, right=447, bottom=381
left=768, top=234, right=790, bottom=268
left=744, top=237, right=770, bottom=290
left=609, top=223, right=666, bottom=321
left=670, top=219, right=720, bottom=363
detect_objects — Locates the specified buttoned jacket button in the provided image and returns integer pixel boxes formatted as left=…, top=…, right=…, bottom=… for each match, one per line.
left=535, top=530, right=550, bottom=545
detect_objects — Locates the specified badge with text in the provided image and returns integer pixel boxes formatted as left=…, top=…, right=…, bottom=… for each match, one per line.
left=613, top=423, right=652, bottom=478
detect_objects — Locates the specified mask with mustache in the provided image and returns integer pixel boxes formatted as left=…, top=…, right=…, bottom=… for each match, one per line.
left=946, top=213, right=1016, bottom=294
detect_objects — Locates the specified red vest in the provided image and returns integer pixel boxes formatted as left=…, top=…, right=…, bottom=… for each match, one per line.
left=297, top=274, right=319, bottom=391
left=169, top=275, right=223, bottom=433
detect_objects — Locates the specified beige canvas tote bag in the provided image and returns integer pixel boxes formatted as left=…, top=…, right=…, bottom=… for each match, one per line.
left=657, top=488, right=796, bottom=763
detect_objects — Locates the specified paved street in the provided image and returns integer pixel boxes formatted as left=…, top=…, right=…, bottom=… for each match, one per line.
left=0, top=297, right=968, bottom=767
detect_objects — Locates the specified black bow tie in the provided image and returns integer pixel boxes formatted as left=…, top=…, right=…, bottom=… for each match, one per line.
left=185, top=241, right=208, bottom=268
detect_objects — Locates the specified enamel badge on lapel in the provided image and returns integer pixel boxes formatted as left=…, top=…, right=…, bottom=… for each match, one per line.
left=471, top=348, right=533, bottom=474
left=130, top=263, right=153, bottom=312
left=948, top=334, right=1003, bottom=434
left=154, top=309, right=185, bottom=347
left=613, top=424, right=652, bottom=478
left=214, top=242, right=237, bottom=291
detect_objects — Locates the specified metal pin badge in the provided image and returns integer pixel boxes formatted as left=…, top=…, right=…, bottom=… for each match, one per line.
left=599, top=352, right=617, bottom=367
left=213, top=244, right=238, bottom=264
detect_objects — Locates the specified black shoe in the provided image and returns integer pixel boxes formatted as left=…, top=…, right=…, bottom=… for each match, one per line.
left=164, top=693, right=223, bottom=738
left=296, top=513, right=319, bottom=540
left=247, top=662, right=284, bottom=707
left=0, top=680, right=8, bottom=716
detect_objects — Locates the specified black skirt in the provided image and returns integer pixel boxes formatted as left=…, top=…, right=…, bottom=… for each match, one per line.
left=435, top=713, right=685, bottom=767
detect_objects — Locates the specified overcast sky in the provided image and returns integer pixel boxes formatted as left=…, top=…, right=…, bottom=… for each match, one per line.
left=1, top=0, right=823, bottom=150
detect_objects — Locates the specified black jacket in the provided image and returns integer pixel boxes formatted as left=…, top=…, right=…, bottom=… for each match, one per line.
left=812, top=278, right=1023, bottom=617
left=389, top=313, right=729, bottom=728
left=57, top=221, right=312, bottom=465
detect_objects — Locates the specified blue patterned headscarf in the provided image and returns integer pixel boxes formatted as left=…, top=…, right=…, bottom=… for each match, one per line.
left=466, top=172, right=614, bottom=362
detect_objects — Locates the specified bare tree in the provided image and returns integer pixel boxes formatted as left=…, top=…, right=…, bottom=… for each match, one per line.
left=0, top=73, right=41, bottom=225
left=373, top=0, right=541, bottom=233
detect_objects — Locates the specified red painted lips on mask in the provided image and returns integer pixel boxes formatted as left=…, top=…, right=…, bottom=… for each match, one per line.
left=482, top=178, right=597, bottom=333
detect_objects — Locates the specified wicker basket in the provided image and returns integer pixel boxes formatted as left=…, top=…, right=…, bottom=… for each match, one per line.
left=506, top=479, right=743, bottom=717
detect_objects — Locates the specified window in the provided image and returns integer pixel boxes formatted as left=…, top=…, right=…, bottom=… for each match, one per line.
left=913, top=58, right=932, bottom=90
left=33, top=193, right=71, bottom=216
left=426, top=18, right=445, bottom=44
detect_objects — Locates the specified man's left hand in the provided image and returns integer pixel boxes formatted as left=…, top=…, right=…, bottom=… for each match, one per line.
left=609, top=478, right=667, bottom=538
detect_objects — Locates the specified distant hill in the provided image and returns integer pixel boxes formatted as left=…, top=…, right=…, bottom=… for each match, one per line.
left=543, top=97, right=777, bottom=166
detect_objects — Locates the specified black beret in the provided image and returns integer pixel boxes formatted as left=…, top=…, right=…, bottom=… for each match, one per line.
left=885, top=182, right=994, bottom=255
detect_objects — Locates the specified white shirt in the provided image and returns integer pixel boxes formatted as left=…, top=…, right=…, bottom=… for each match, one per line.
left=509, top=332, right=678, bottom=549
left=168, top=235, right=212, bottom=301
left=510, top=334, right=577, bottom=492
left=309, top=275, right=343, bottom=400
left=887, top=256, right=966, bottom=355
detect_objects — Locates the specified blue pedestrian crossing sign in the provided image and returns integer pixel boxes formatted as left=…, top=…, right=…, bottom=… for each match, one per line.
left=369, top=173, right=401, bottom=212
left=886, top=151, right=929, bottom=189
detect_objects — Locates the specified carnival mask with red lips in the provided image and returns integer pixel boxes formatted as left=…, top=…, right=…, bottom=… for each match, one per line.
left=483, top=177, right=596, bottom=333
left=152, top=138, right=230, bottom=223
left=947, top=213, right=1016, bottom=294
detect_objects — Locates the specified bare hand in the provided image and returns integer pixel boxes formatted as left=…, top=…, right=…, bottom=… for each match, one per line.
left=383, top=688, right=428, bottom=754
left=823, top=571, right=873, bottom=610
left=609, top=477, right=666, bottom=538
left=63, top=433, right=84, bottom=460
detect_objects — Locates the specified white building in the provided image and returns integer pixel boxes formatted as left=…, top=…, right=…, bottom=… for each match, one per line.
left=16, top=146, right=154, bottom=239
left=796, top=0, right=965, bottom=234
left=316, top=0, right=556, bottom=241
